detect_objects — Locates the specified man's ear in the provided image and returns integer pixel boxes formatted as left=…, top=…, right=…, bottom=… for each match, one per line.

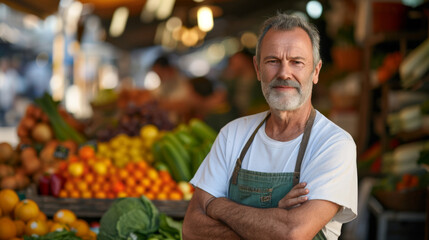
left=312, top=60, right=322, bottom=84
left=253, top=56, right=261, bottom=81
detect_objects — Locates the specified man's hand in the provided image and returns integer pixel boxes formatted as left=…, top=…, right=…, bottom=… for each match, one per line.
left=278, top=182, right=309, bottom=209
left=182, top=188, right=241, bottom=240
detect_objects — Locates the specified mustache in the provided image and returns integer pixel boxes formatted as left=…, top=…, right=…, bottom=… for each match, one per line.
left=268, top=79, right=301, bottom=93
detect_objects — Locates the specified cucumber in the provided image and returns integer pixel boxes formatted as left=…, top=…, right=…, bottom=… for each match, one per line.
left=189, top=118, right=217, bottom=142
left=161, top=140, right=191, bottom=182
left=163, top=133, right=191, bottom=165
left=175, top=131, right=199, bottom=147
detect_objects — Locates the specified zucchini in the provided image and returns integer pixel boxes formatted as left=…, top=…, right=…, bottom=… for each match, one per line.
left=189, top=118, right=217, bottom=142
left=163, top=133, right=191, bottom=165
left=161, top=140, right=191, bottom=182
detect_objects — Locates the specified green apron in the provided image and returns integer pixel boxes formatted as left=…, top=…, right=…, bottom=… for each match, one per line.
left=228, top=108, right=326, bottom=240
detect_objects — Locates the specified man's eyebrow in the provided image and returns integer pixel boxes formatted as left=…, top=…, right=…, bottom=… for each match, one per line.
left=289, top=56, right=306, bottom=61
left=262, top=55, right=307, bottom=61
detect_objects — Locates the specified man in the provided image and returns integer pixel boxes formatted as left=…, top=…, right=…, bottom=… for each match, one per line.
left=182, top=13, right=357, bottom=240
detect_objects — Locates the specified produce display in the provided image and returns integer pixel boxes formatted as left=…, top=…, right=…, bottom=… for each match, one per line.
left=0, top=91, right=220, bottom=240
left=50, top=145, right=187, bottom=200
left=0, top=189, right=95, bottom=240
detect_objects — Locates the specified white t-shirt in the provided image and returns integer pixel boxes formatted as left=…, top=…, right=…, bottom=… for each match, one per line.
left=190, top=110, right=358, bottom=240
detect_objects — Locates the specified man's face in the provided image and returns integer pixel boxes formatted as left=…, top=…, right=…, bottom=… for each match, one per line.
left=254, top=28, right=321, bottom=111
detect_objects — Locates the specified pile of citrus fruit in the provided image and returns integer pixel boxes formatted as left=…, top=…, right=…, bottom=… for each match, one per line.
left=57, top=145, right=185, bottom=200
left=0, top=189, right=96, bottom=240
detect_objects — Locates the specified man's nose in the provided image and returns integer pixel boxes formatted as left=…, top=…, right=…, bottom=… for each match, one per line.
left=277, top=61, right=292, bottom=80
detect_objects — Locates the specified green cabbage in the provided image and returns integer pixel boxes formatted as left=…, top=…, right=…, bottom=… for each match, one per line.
left=98, top=195, right=182, bottom=240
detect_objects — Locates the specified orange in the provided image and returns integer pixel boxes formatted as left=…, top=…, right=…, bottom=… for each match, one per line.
left=90, top=182, right=101, bottom=192
left=76, top=181, right=88, bottom=192
left=145, top=192, right=155, bottom=200
left=25, top=219, right=48, bottom=237
left=14, top=220, right=25, bottom=237
left=68, top=162, right=84, bottom=177
left=69, top=190, right=80, bottom=198
left=81, top=190, right=92, bottom=199
left=147, top=168, right=159, bottom=181
left=34, top=211, right=47, bottom=222
left=83, top=173, right=95, bottom=184
left=169, top=190, right=183, bottom=200
left=0, top=217, right=17, bottom=240
left=141, top=178, right=151, bottom=188
left=14, top=199, right=40, bottom=222
left=93, top=191, right=106, bottom=199
left=86, top=230, right=97, bottom=240
left=0, top=189, right=19, bottom=214
left=49, top=222, right=69, bottom=232
left=93, top=161, right=108, bottom=176
left=118, top=169, right=128, bottom=180
left=117, top=192, right=128, bottom=198
left=135, top=185, right=145, bottom=196
left=136, top=160, right=149, bottom=171
left=156, top=192, right=168, bottom=200
left=125, top=178, right=136, bottom=188
left=58, top=190, right=68, bottom=198
left=64, top=181, right=75, bottom=192
left=70, top=219, right=90, bottom=237
left=53, top=209, right=76, bottom=225
left=78, top=146, right=95, bottom=160
left=112, top=181, right=125, bottom=193
left=133, top=169, right=145, bottom=180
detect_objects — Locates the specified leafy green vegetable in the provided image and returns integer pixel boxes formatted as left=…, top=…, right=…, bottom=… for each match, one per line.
left=23, top=230, right=82, bottom=240
left=34, top=93, right=86, bottom=144
left=99, top=195, right=182, bottom=240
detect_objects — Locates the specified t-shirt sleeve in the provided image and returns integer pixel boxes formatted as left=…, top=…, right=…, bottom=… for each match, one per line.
left=190, top=130, right=231, bottom=198
left=301, top=138, right=358, bottom=223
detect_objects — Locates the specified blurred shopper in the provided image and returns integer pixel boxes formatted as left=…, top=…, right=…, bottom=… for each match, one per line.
left=23, top=53, right=52, bottom=99
left=183, top=12, right=357, bottom=240
left=188, top=76, right=227, bottom=121
left=223, top=49, right=268, bottom=116
left=204, top=50, right=269, bottom=131
left=150, top=55, right=203, bottom=123
left=0, top=58, right=17, bottom=126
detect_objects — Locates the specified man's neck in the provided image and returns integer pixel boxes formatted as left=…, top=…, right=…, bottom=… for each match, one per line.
left=265, top=104, right=313, bottom=141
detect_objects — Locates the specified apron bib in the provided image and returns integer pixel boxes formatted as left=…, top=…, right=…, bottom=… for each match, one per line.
left=228, top=108, right=326, bottom=240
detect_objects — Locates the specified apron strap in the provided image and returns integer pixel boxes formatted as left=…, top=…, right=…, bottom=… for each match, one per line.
left=231, top=112, right=271, bottom=185
left=293, top=107, right=316, bottom=186
left=231, top=107, right=316, bottom=186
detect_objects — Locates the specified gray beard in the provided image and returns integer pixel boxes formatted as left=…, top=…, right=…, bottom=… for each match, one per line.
left=262, top=78, right=311, bottom=111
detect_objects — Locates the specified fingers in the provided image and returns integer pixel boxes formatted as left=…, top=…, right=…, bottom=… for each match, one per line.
left=278, top=182, right=309, bottom=209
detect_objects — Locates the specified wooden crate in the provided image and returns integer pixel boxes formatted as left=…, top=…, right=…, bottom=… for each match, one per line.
left=25, top=186, right=189, bottom=219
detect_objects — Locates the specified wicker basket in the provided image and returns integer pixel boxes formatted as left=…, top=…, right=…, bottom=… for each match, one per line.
left=373, top=189, right=426, bottom=212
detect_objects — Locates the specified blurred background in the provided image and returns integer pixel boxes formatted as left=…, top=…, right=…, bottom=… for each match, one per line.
left=0, top=0, right=428, bottom=239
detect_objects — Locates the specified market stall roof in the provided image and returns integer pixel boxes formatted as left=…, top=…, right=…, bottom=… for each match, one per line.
left=0, top=0, right=309, bottom=51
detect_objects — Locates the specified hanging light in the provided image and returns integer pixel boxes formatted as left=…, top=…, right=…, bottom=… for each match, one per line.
left=197, top=6, right=213, bottom=32
left=109, top=7, right=129, bottom=37
left=156, top=0, right=176, bottom=20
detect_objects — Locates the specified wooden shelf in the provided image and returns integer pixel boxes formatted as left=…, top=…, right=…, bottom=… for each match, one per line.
left=25, top=186, right=189, bottom=219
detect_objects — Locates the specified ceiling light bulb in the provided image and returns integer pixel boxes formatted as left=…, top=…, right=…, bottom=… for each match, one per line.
left=197, top=6, right=213, bottom=32
left=109, top=7, right=129, bottom=37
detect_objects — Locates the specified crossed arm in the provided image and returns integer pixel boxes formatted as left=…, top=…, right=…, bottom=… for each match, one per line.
left=182, top=183, right=340, bottom=240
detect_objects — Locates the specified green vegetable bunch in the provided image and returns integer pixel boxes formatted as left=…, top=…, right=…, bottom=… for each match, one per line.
left=24, top=230, right=82, bottom=240
left=98, top=195, right=182, bottom=240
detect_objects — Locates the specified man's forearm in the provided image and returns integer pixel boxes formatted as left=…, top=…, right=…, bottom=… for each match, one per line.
left=182, top=201, right=241, bottom=240
left=206, top=197, right=296, bottom=240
